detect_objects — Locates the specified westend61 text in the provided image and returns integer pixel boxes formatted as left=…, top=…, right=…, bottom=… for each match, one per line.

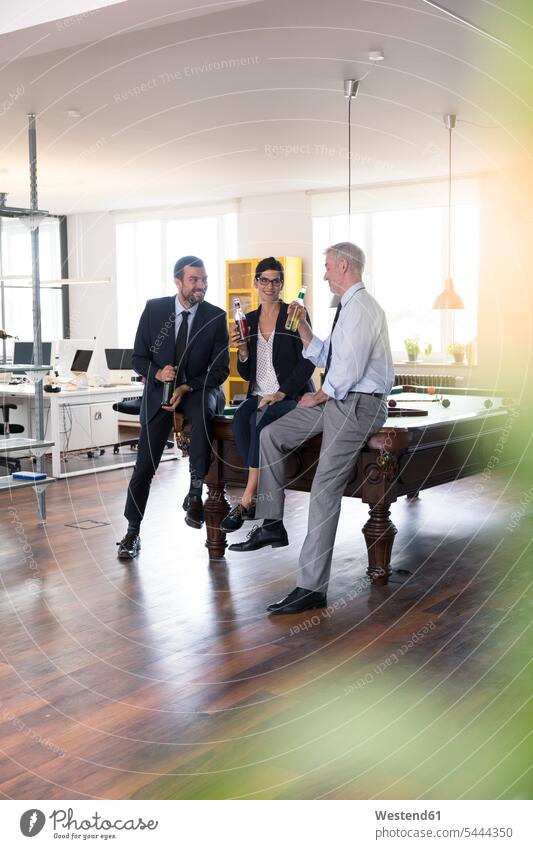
left=375, top=810, right=441, bottom=820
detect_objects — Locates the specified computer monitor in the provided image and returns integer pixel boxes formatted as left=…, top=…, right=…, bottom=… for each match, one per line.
left=53, top=338, right=96, bottom=376
left=13, top=341, right=52, bottom=367
left=70, top=349, right=93, bottom=374
left=105, top=348, right=133, bottom=371
left=104, top=348, right=135, bottom=385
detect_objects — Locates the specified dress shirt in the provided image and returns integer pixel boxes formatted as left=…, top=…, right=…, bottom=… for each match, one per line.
left=303, top=282, right=395, bottom=400
left=174, top=295, right=199, bottom=340
left=253, top=330, right=280, bottom=396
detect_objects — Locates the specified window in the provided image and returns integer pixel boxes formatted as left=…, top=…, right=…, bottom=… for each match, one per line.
left=0, top=218, right=63, bottom=349
left=313, top=203, right=480, bottom=360
left=116, top=213, right=237, bottom=347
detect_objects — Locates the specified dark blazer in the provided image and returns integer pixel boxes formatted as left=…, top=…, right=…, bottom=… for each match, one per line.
left=132, top=296, right=230, bottom=424
left=237, top=301, right=315, bottom=399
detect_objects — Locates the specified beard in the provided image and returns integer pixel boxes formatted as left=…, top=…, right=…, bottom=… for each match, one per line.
left=184, top=289, right=205, bottom=306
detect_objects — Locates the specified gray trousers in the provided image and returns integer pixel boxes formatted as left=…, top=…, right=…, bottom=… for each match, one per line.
left=255, top=393, right=388, bottom=592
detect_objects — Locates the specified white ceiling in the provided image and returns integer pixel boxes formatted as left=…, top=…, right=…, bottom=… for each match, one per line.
left=0, top=0, right=531, bottom=214
left=0, top=0, right=125, bottom=37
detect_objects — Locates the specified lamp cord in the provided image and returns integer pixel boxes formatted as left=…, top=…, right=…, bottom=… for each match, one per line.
left=448, top=124, right=452, bottom=280
left=348, top=95, right=352, bottom=220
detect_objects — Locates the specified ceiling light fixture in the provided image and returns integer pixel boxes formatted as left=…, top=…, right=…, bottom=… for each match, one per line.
left=368, top=50, right=385, bottom=62
left=433, top=113, right=464, bottom=310
left=67, top=109, right=83, bottom=119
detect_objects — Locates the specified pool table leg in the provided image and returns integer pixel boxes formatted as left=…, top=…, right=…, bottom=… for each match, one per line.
left=362, top=501, right=398, bottom=585
left=204, top=482, right=230, bottom=559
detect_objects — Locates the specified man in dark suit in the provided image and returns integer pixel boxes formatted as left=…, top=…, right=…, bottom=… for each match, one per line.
left=117, top=255, right=229, bottom=559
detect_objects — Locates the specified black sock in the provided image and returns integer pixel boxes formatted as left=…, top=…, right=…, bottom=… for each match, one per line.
left=189, top=476, right=203, bottom=495
left=127, top=522, right=140, bottom=535
left=264, top=518, right=283, bottom=530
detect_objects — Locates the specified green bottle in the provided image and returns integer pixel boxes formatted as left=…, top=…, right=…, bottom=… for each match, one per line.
left=285, top=285, right=307, bottom=332
left=161, top=378, right=175, bottom=407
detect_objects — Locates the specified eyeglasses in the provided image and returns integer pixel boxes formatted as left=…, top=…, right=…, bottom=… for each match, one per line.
left=256, top=276, right=282, bottom=287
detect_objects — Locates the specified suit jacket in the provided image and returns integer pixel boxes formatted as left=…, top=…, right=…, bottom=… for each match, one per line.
left=132, top=296, right=230, bottom=424
left=236, top=301, right=315, bottom=399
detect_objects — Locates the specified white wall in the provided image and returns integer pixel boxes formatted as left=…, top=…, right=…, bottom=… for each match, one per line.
left=477, top=169, right=533, bottom=394
left=66, top=177, right=533, bottom=395
left=238, top=191, right=314, bottom=300
left=67, top=212, right=118, bottom=376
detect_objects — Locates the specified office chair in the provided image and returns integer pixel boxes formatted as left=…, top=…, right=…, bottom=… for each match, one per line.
left=112, top=398, right=141, bottom=454
left=111, top=397, right=174, bottom=455
left=0, top=404, right=24, bottom=473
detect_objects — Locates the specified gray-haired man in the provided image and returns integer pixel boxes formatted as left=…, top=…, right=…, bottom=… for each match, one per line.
left=229, top=242, right=394, bottom=614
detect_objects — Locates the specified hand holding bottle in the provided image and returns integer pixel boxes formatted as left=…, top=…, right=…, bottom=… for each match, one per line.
left=155, top=364, right=177, bottom=383
left=230, top=323, right=249, bottom=357
left=232, top=299, right=249, bottom=360
left=285, top=285, right=307, bottom=332
left=286, top=301, right=307, bottom=331
left=162, top=383, right=191, bottom=411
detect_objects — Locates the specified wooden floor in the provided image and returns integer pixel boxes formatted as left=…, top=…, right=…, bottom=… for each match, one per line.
left=0, top=457, right=531, bottom=800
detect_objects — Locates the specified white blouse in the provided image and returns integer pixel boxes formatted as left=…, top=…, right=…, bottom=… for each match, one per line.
left=253, top=330, right=280, bottom=396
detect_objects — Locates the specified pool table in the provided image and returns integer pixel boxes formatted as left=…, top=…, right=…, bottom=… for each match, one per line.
left=179, top=386, right=515, bottom=585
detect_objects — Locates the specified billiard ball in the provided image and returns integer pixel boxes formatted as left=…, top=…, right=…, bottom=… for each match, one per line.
left=427, top=386, right=436, bottom=395
left=388, top=399, right=397, bottom=408
left=442, top=398, right=451, bottom=408
left=484, top=399, right=493, bottom=409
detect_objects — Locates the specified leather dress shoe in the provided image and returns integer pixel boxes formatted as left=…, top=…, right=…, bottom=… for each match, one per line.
left=116, top=531, right=141, bottom=560
left=220, top=502, right=256, bottom=532
left=228, top=523, right=288, bottom=552
left=267, top=586, right=327, bottom=615
left=183, top=493, right=204, bottom=528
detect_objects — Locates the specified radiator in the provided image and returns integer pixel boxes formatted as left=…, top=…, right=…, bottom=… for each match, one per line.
left=394, top=373, right=460, bottom=387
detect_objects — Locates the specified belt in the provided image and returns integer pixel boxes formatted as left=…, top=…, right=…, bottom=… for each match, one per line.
left=349, top=391, right=386, bottom=400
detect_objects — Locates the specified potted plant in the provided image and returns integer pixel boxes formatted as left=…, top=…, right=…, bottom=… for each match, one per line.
left=448, top=342, right=466, bottom=364
left=404, top=338, right=420, bottom=362
left=423, top=342, right=433, bottom=360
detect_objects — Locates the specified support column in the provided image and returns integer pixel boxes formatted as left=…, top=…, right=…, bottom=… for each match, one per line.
left=29, top=113, right=46, bottom=520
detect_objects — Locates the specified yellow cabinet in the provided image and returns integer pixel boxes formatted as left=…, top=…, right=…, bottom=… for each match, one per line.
left=225, top=256, right=302, bottom=404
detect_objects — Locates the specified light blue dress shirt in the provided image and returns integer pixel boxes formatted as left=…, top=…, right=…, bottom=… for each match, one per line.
left=303, top=282, right=395, bottom=400
left=174, top=296, right=199, bottom=340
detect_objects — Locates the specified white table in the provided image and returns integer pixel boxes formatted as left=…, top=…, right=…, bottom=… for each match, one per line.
left=0, top=382, right=146, bottom=478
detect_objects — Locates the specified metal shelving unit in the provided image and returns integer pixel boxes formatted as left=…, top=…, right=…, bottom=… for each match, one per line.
left=0, top=114, right=53, bottom=522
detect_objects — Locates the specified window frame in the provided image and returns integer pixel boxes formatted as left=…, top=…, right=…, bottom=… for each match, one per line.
left=0, top=215, right=64, bottom=360
left=312, top=202, right=480, bottom=363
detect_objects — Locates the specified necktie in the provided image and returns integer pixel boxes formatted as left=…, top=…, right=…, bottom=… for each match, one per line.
left=324, top=302, right=342, bottom=376
left=175, top=311, right=190, bottom=385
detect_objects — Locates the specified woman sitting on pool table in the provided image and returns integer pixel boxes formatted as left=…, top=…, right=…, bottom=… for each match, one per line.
left=220, top=257, right=315, bottom=532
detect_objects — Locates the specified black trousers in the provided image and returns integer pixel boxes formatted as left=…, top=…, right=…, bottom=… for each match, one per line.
left=124, top=387, right=225, bottom=526
left=232, top=395, right=297, bottom=469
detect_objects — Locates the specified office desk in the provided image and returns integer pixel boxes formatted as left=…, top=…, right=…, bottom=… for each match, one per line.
left=0, top=382, right=144, bottom=478
left=202, top=389, right=514, bottom=584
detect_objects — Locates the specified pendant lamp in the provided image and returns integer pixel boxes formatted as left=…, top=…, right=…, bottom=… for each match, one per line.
left=433, top=114, right=464, bottom=310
